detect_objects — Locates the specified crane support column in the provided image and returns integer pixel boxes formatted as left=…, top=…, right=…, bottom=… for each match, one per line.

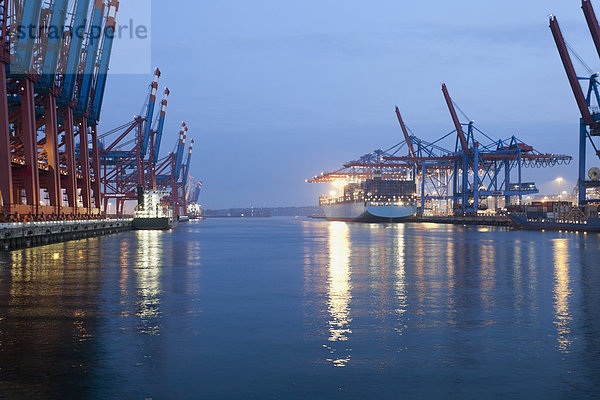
left=505, top=159, right=511, bottom=206
left=44, top=94, right=62, bottom=212
left=91, top=125, right=102, bottom=209
left=20, top=78, right=40, bottom=215
left=452, top=159, right=459, bottom=209
left=473, top=144, right=480, bottom=212
left=170, top=155, right=180, bottom=217
left=518, top=151, right=523, bottom=204
left=421, top=164, right=427, bottom=214
left=461, top=154, right=468, bottom=213
left=62, top=108, right=78, bottom=210
left=0, top=55, right=13, bottom=214
left=79, top=119, right=91, bottom=210
left=579, top=119, right=588, bottom=204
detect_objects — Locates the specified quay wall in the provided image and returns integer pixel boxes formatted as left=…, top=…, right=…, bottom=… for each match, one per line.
left=0, top=219, right=133, bottom=251
left=413, top=215, right=513, bottom=227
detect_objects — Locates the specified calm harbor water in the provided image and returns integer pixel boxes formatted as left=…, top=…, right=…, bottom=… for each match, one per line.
left=0, top=218, right=599, bottom=399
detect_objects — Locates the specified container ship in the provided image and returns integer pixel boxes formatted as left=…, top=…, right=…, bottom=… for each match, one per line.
left=320, top=175, right=418, bottom=222
left=132, top=188, right=177, bottom=230
left=508, top=201, right=600, bottom=232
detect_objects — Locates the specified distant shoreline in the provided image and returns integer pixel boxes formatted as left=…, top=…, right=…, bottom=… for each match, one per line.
left=204, top=206, right=324, bottom=218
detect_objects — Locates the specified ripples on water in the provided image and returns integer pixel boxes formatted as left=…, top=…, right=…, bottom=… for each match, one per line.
left=0, top=218, right=599, bottom=398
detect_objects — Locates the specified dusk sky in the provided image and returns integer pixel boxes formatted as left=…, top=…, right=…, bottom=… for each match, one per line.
left=99, top=0, right=600, bottom=209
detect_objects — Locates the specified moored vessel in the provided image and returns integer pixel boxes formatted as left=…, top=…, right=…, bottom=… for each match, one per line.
left=508, top=201, right=600, bottom=232
left=320, top=175, right=418, bottom=222
left=132, top=189, right=177, bottom=230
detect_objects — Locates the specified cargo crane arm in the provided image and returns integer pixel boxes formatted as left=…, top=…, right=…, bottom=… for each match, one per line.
left=174, top=122, right=187, bottom=179
left=152, top=88, right=170, bottom=165
left=395, top=106, right=416, bottom=159
left=183, top=139, right=194, bottom=187
left=60, top=0, right=92, bottom=104
left=76, top=0, right=106, bottom=115
left=550, top=15, right=599, bottom=129
left=141, top=68, right=161, bottom=158
left=39, top=0, right=70, bottom=88
left=89, top=0, right=119, bottom=125
left=441, top=83, right=470, bottom=155
left=582, top=0, right=600, bottom=60
left=194, top=182, right=203, bottom=203
left=11, top=0, right=43, bottom=72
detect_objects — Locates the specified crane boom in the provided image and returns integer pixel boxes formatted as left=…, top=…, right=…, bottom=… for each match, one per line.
left=141, top=68, right=161, bottom=158
left=11, top=0, right=44, bottom=73
left=582, top=0, right=600, bottom=60
left=550, top=15, right=598, bottom=128
left=60, top=0, right=92, bottom=104
left=194, top=183, right=202, bottom=203
left=89, top=0, right=119, bottom=125
left=175, top=122, right=187, bottom=179
left=153, top=87, right=170, bottom=165
left=395, top=106, right=416, bottom=158
left=38, top=0, right=70, bottom=88
left=183, top=139, right=194, bottom=187
left=76, top=0, right=105, bottom=116
left=441, top=83, right=470, bottom=154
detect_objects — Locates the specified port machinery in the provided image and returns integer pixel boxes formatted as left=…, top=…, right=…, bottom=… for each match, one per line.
left=98, top=69, right=197, bottom=218
left=0, top=1, right=198, bottom=221
left=0, top=0, right=119, bottom=221
left=549, top=0, right=600, bottom=205
left=309, top=86, right=572, bottom=215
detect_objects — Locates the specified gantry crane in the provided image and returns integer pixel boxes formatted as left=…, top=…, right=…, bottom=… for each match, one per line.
left=550, top=0, right=600, bottom=204
left=1, top=0, right=120, bottom=221
left=309, top=93, right=572, bottom=215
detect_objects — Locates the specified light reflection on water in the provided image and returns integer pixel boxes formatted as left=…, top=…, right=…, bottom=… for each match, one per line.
left=134, top=230, right=163, bottom=335
left=445, top=225, right=456, bottom=326
left=393, top=224, right=408, bottom=334
left=304, top=221, right=588, bottom=372
left=326, top=222, right=352, bottom=367
left=0, top=219, right=598, bottom=398
left=553, top=239, right=572, bottom=353
left=479, top=239, right=497, bottom=322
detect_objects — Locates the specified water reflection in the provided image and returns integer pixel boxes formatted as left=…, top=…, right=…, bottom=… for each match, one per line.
left=393, top=224, right=408, bottom=333
left=134, top=230, right=164, bottom=335
left=479, top=239, right=496, bottom=319
left=553, top=239, right=572, bottom=353
left=0, top=240, right=102, bottom=398
left=326, top=222, right=352, bottom=367
left=445, top=226, right=456, bottom=325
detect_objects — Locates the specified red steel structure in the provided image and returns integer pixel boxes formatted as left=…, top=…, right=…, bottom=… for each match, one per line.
left=309, top=93, right=572, bottom=215
left=549, top=0, right=600, bottom=204
left=1, top=2, right=197, bottom=220
left=99, top=78, right=195, bottom=217
left=0, top=0, right=118, bottom=221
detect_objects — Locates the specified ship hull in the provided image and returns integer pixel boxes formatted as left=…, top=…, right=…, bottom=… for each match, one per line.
left=508, top=214, right=600, bottom=232
left=132, top=217, right=176, bottom=230
left=322, top=202, right=417, bottom=222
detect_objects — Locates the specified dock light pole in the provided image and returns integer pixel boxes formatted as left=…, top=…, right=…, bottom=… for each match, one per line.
left=556, top=177, right=563, bottom=200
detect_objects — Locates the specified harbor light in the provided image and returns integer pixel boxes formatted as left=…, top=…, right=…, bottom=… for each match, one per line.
left=556, top=177, right=563, bottom=198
